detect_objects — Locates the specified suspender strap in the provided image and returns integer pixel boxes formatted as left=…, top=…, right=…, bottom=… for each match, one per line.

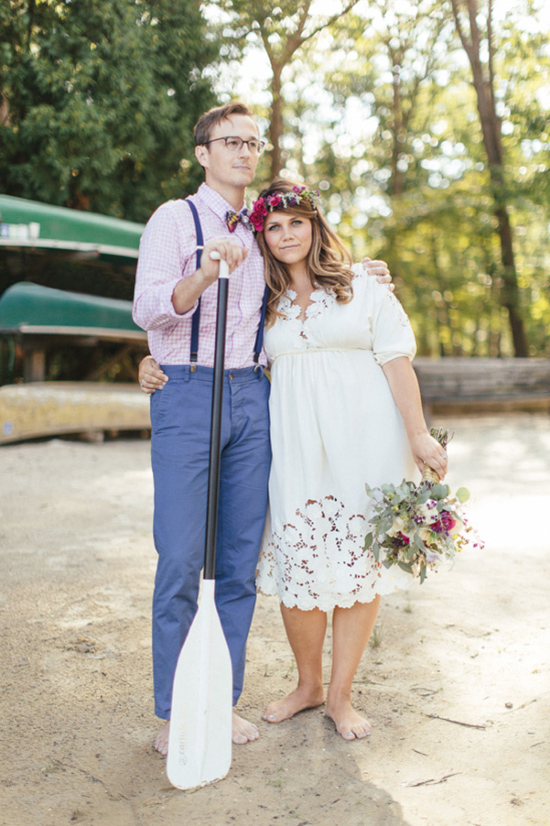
left=253, top=286, right=269, bottom=370
left=186, top=199, right=203, bottom=371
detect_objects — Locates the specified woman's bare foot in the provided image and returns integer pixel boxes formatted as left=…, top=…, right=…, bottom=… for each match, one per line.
left=154, top=720, right=170, bottom=756
left=154, top=714, right=258, bottom=755
left=325, top=697, right=371, bottom=740
left=232, top=712, right=259, bottom=744
left=262, top=685, right=325, bottom=723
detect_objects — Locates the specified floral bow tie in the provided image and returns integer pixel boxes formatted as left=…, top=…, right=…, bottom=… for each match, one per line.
left=226, top=209, right=253, bottom=233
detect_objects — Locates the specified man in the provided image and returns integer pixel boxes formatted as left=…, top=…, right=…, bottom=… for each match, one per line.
left=133, top=101, right=391, bottom=756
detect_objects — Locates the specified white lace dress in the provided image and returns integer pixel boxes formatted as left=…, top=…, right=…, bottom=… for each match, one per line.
left=256, top=268, right=419, bottom=611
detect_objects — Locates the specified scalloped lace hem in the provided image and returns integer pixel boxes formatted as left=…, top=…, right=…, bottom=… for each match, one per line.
left=257, top=494, right=412, bottom=611
left=256, top=577, right=407, bottom=611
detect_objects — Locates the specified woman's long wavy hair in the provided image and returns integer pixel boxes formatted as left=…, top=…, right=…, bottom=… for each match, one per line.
left=255, top=180, right=354, bottom=326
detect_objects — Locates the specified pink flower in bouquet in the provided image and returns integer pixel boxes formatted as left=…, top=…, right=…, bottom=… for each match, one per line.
left=432, top=510, right=458, bottom=534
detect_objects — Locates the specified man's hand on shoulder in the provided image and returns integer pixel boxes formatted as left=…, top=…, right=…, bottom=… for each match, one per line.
left=362, top=257, right=394, bottom=291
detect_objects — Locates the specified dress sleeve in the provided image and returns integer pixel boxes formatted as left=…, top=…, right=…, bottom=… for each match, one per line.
left=358, top=274, right=416, bottom=366
left=132, top=202, right=198, bottom=331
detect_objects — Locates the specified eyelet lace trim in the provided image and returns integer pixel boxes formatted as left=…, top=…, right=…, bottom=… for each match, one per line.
left=257, top=494, right=404, bottom=610
left=279, top=287, right=335, bottom=323
left=386, top=289, right=411, bottom=329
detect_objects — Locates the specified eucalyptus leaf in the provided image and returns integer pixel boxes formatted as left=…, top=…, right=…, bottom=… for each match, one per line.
left=456, top=487, right=470, bottom=503
left=414, top=534, right=427, bottom=552
left=431, top=484, right=450, bottom=499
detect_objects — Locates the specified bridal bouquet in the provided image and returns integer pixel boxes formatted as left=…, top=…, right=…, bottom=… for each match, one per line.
left=364, top=429, right=480, bottom=583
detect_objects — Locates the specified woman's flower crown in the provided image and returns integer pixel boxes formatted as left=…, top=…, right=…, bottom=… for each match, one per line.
left=249, top=185, right=320, bottom=232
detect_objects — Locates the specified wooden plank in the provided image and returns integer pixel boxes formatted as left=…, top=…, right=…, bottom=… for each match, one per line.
left=413, top=358, right=550, bottom=403
left=0, top=382, right=150, bottom=444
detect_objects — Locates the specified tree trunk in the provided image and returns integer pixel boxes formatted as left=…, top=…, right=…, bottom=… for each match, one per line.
left=391, top=64, right=405, bottom=197
left=269, top=65, right=284, bottom=180
left=450, top=0, right=528, bottom=356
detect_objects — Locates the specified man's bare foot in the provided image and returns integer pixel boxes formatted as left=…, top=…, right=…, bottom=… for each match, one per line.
left=154, top=720, right=170, bottom=756
left=262, top=685, right=325, bottom=723
left=325, top=697, right=371, bottom=740
left=232, top=712, right=259, bottom=744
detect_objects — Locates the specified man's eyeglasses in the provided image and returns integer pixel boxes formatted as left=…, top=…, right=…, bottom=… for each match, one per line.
left=202, top=136, right=266, bottom=155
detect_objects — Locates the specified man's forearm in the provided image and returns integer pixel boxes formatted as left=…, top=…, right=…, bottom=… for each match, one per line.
left=171, top=268, right=212, bottom=315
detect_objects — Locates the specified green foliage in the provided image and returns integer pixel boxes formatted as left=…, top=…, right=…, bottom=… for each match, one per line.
left=0, top=0, right=220, bottom=221
left=278, top=0, right=550, bottom=356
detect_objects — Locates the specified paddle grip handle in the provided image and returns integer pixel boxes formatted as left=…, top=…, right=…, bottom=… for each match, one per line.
left=209, top=251, right=229, bottom=279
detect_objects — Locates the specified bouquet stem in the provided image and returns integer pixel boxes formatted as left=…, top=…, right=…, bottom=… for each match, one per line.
left=421, top=466, right=440, bottom=484
left=422, top=427, right=453, bottom=485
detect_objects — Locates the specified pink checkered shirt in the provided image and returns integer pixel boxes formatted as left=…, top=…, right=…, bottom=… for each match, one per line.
left=133, top=183, right=267, bottom=368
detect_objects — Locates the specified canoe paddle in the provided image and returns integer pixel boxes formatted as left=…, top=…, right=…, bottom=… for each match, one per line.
left=166, top=252, right=232, bottom=790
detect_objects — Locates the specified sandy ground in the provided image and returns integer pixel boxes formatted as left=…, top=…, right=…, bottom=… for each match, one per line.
left=1, top=413, right=549, bottom=826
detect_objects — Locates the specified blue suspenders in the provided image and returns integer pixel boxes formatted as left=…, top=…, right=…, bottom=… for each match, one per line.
left=185, top=198, right=268, bottom=372
left=186, top=200, right=203, bottom=372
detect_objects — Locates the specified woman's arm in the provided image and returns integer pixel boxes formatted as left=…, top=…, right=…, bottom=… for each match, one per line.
left=382, top=356, right=448, bottom=478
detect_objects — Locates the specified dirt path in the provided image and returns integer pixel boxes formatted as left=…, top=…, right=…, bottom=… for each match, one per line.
left=1, top=414, right=548, bottom=826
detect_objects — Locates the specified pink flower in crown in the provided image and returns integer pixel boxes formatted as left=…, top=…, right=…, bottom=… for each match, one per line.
left=254, top=197, right=268, bottom=216
left=269, top=194, right=282, bottom=208
left=250, top=213, right=265, bottom=231
left=249, top=197, right=268, bottom=231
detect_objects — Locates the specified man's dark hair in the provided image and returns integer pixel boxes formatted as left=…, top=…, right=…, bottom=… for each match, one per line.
left=194, top=101, right=256, bottom=146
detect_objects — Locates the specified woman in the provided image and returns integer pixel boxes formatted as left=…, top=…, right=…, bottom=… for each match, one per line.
left=139, top=180, right=447, bottom=742
left=251, top=180, right=446, bottom=741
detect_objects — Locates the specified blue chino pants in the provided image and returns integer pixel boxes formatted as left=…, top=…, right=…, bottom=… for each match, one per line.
left=150, top=364, right=271, bottom=719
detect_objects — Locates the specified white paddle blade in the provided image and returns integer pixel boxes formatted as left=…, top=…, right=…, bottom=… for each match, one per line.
left=166, top=581, right=232, bottom=789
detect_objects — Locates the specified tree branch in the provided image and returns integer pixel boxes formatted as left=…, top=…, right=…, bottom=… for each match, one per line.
left=298, top=0, right=361, bottom=44
left=450, top=0, right=474, bottom=58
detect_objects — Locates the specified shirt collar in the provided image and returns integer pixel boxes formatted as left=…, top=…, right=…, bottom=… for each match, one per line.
left=197, top=182, right=247, bottom=221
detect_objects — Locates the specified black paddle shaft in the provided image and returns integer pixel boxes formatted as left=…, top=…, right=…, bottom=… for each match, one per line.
left=203, top=274, right=229, bottom=581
